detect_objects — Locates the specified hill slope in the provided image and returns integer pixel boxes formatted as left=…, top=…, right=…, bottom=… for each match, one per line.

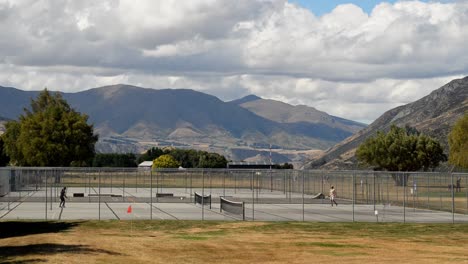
left=303, top=76, right=468, bottom=170
left=234, top=96, right=365, bottom=134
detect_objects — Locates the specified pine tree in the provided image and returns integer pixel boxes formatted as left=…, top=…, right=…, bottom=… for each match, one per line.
left=2, top=89, right=98, bottom=166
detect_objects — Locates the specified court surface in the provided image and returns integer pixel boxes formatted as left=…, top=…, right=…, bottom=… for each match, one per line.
left=1, top=187, right=467, bottom=223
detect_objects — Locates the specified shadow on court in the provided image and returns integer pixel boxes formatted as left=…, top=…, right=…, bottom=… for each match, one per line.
left=0, top=221, right=80, bottom=239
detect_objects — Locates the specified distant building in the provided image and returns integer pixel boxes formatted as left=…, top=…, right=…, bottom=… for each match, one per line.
left=227, top=162, right=274, bottom=169
left=138, top=161, right=153, bottom=170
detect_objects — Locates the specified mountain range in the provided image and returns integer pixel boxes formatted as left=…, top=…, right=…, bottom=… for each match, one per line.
left=303, top=76, right=468, bottom=170
left=0, top=84, right=366, bottom=164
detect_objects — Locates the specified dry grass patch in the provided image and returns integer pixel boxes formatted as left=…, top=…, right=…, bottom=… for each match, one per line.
left=1, top=221, right=467, bottom=263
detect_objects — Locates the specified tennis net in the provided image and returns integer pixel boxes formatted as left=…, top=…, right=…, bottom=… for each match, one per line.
left=194, top=192, right=211, bottom=209
left=220, top=196, right=245, bottom=221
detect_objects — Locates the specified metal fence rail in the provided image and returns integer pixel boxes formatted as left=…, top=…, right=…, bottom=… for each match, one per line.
left=0, top=167, right=467, bottom=223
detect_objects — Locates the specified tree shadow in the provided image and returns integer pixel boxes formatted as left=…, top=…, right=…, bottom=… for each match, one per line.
left=0, top=243, right=123, bottom=262
left=0, top=221, right=80, bottom=239
left=0, top=259, right=46, bottom=264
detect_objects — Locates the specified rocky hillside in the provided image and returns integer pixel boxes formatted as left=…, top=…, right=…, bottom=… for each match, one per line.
left=303, top=76, right=468, bottom=170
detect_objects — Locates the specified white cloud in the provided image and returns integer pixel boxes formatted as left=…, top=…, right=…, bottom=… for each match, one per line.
left=0, top=0, right=466, bottom=124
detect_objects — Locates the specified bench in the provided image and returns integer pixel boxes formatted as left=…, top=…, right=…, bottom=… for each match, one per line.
left=156, top=193, right=174, bottom=197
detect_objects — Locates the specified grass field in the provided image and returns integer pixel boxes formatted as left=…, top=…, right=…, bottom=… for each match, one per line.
left=1, top=221, right=468, bottom=263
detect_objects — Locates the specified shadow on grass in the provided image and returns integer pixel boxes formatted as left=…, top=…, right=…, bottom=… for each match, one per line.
left=0, top=221, right=80, bottom=239
left=0, top=259, right=46, bottom=264
left=0, top=243, right=123, bottom=261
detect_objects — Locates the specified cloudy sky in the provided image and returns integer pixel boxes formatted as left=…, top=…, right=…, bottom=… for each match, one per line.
left=1, top=0, right=467, bottom=123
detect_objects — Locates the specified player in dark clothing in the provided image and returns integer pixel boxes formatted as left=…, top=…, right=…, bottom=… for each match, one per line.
left=456, top=177, right=462, bottom=192
left=59, top=187, right=68, bottom=208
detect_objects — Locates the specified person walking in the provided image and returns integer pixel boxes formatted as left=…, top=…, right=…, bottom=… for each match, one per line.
left=59, top=187, right=68, bottom=208
left=329, top=186, right=338, bottom=207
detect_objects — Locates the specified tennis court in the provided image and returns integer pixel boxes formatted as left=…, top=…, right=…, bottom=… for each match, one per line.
left=1, top=168, right=467, bottom=223
left=1, top=186, right=467, bottom=223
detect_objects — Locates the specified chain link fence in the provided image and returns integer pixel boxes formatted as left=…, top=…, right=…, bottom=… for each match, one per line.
left=0, top=167, right=467, bottom=223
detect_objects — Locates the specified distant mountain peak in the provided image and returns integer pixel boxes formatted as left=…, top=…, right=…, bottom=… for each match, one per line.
left=229, top=94, right=262, bottom=105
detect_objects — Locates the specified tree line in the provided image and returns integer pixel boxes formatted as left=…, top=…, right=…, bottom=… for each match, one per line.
left=141, top=147, right=227, bottom=168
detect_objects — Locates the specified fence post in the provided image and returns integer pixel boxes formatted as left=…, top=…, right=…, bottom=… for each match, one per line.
left=427, top=174, right=429, bottom=209
left=451, top=172, right=455, bottom=224
left=284, top=172, right=286, bottom=195
left=270, top=168, right=273, bottom=192
left=50, top=169, right=53, bottom=211
left=234, top=172, right=237, bottom=194
left=45, top=170, right=47, bottom=220
left=190, top=171, right=192, bottom=202
left=88, top=169, right=91, bottom=203
left=439, top=176, right=442, bottom=211
left=403, top=172, right=406, bottom=223
left=465, top=174, right=468, bottom=216
left=288, top=172, right=294, bottom=203
left=252, top=170, right=255, bottom=221
left=413, top=174, right=416, bottom=213
left=99, top=170, right=101, bottom=221
left=302, top=171, right=305, bottom=222
left=202, top=169, right=205, bottom=221
left=466, top=175, right=468, bottom=216
left=373, top=172, right=376, bottom=212
left=156, top=170, right=159, bottom=203
left=352, top=171, right=355, bottom=222
left=150, top=169, right=153, bottom=220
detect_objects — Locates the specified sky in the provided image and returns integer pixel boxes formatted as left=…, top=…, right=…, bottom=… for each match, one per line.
left=293, top=0, right=404, bottom=15
left=0, top=0, right=467, bottom=124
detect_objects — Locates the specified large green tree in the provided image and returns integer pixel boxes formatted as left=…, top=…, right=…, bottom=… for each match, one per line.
left=448, top=113, right=468, bottom=169
left=2, top=89, right=98, bottom=166
left=357, top=125, right=446, bottom=185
